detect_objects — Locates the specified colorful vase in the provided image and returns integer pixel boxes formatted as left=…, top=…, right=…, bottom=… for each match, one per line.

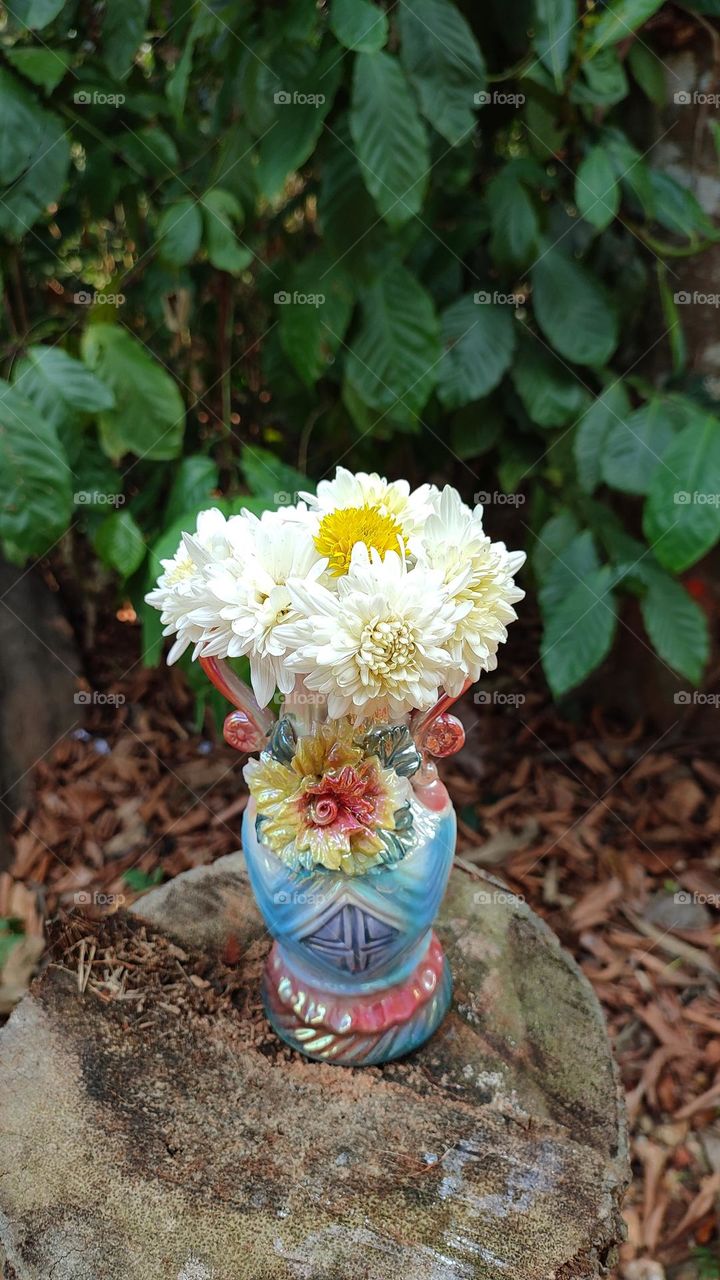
left=201, top=658, right=466, bottom=1067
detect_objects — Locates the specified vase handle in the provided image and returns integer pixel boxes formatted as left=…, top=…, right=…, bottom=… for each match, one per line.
left=199, top=656, right=275, bottom=752
left=412, top=680, right=471, bottom=759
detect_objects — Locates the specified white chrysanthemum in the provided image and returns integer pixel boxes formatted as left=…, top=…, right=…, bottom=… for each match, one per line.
left=190, top=509, right=325, bottom=706
left=417, top=486, right=525, bottom=693
left=144, top=507, right=231, bottom=664
left=276, top=545, right=468, bottom=720
left=302, top=466, right=436, bottom=538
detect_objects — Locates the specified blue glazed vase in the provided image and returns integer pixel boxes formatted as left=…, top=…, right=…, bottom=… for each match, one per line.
left=201, top=658, right=464, bottom=1067
left=242, top=792, right=456, bottom=1065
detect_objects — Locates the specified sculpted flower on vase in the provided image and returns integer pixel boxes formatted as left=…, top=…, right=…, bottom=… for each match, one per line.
left=244, top=718, right=413, bottom=875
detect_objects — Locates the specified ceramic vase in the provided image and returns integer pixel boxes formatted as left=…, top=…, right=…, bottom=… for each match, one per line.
left=201, top=657, right=465, bottom=1067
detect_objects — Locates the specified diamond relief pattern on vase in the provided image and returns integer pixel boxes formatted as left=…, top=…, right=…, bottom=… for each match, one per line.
left=301, top=904, right=400, bottom=974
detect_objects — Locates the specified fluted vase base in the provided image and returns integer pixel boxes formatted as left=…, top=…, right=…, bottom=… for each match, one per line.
left=262, top=931, right=452, bottom=1066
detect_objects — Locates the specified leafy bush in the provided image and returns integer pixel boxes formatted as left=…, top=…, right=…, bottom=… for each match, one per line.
left=1, top=0, right=718, bottom=696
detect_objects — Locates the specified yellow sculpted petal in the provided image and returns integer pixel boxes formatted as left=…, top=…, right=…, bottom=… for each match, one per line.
left=245, top=756, right=301, bottom=813
left=292, top=720, right=362, bottom=778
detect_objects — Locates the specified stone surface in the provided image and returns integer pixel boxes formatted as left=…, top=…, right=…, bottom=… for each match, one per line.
left=0, top=853, right=629, bottom=1280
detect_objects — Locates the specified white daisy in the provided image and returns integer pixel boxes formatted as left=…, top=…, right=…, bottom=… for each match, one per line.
left=144, top=507, right=232, bottom=664
left=417, top=485, right=525, bottom=693
left=277, top=545, right=467, bottom=720
left=191, top=509, right=325, bottom=707
left=302, top=466, right=436, bottom=537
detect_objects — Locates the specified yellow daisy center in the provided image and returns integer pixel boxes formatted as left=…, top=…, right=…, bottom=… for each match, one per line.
left=314, top=505, right=406, bottom=577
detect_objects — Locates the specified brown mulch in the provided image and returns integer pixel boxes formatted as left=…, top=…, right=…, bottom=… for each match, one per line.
left=2, top=611, right=719, bottom=1280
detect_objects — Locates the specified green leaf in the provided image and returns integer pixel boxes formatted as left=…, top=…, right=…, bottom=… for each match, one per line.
left=542, top=564, right=618, bottom=696
left=117, top=126, right=179, bottom=180
left=102, top=0, right=150, bottom=80
left=318, top=122, right=386, bottom=273
left=646, top=171, right=715, bottom=241
left=437, top=295, right=516, bottom=409
left=641, top=572, right=709, bottom=684
left=532, top=249, right=619, bottom=367
left=0, top=918, right=24, bottom=970
left=643, top=416, right=720, bottom=571
left=574, top=382, right=630, bottom=493
left=93, top=509, right=146, bottom=577
left=533, top=509, right=580, bottom=581
left=350, top=51, right=430, bottom=228
left=0, top=70, right=69, bottom=240
left=451, top=401, right=502, bottom=459
left=256, top=48, right=341, bottom=198
left=330, top=0, right=388, bottom=51
left=575, top=145, right=620, bottom=231
left=511, top=336, right=590, bottom=427
left=602, top=399, right=677, bottom=495
left=627, top=41, right=667, bottom=106
left=657, top=262, right=686, bottom=376
left=538, top=529, right=600, bottom=611
left=13, top=345, right=115, bottom=432
left=398, top=0, right=486, bottom=146
left=603, top=128, right=656, bottom=216
left=123, top=867, right=164, bottom=892
left=241, top=445, right=308, bottom=504
left=8, top=0, right=64, bottom=29
left=533, top=0, right=576, bottom=87
left=571, top=47, right=628, bottom=105
left=156, top=198, right=203, bottom=267
left=4, top=47, right=70, bottom=93
left=344, top=263, right=441, bottom=425
left=278, top=254, right=355, bottom=387
left=82, top=324, right=185, bottom=462
left=586, top=0, right=665, bottom=55
left=0, top=380, right=72, bottom=559
left=487, top=167, right=540, bottom=269
left=164, top=456, right=219, bottom=527
left=201, top=188, right=252, bottom=274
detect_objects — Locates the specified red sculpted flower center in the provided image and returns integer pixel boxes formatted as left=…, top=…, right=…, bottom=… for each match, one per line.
left=300, top=764, right=382, bottom=833
left=311, top=797, right=339, bottom=826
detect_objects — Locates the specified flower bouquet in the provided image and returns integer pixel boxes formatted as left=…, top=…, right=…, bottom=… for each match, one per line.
left=147, top=469, right=524, bottom=1065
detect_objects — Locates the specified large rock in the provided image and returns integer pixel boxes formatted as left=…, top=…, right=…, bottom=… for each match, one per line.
left=0, top=853, right=629, bottom=1279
